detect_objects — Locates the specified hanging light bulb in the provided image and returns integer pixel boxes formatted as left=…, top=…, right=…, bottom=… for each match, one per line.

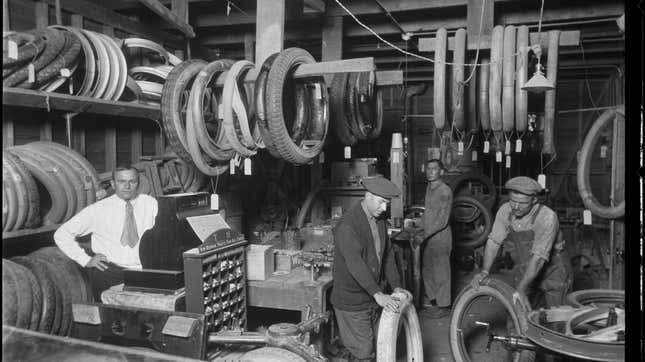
left=522, top=0, right=554, bottom=93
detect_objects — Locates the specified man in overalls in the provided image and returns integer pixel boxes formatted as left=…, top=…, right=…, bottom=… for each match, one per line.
left=470, top=176, right=572, bottom=308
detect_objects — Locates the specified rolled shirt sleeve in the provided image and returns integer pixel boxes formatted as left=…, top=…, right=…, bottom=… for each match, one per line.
left=530, top=210, right=559, bottom=261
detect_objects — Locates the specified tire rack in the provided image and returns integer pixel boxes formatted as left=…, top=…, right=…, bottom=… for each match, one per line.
left=183, top=239, right=248, bottom=333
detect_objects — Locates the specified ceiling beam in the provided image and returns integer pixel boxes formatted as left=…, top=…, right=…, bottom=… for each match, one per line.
left=137, top=0, right=195, bottom=37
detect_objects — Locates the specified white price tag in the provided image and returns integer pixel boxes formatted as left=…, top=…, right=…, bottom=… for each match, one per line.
left=319, top=152, right=325, bottom=163
left=583, top=209, right=592, bottom=225
left=505, top=155, right=511, bottom=168
left=27, top=63, right=35, bottom=83
left=421, top=163, right=425, bottom=172
left=600, top=145, right=607, bottom=158
left=457, top=141, right=464, bottom=155
left=8, top=40, right=18, bottom=60
left=471, top=150, right=478, bottom=161
left=243, top=158, right=252, bottom=175
left=314, top=83, right=322, bottom=99
left=218, top=103, right=224, bottom=119
left=537, top=174, right=546, bottom=188
left=60, top=68, right=71, bottom=77
left=68, top=79, right=74, bottom=95
left=505, top=140, right=511, bottom=155
left=229, top=158, right=235, bottom=175
left=210, top=194, right=219, bottom=210
left=515, top=139, right=522, bottom=153
left=392, top=151, right=399, bottom=164
left=344, top=146, right=351, bottom=159
left=495, top=151, right=502, bottom=163
left=483, top=141, right=490, bottom=154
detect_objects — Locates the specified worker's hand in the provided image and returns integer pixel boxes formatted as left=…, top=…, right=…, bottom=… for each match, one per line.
left=392, top=287, right=413, bottom=302
left=470, top=270, right=489, bottom=291
left=512, top=283, right=530, bottom=306
left=86, top=254, right=109, bottom=271
left=412, top=230, right=425, bottom=247
left=374, top=292, right=401, bottom=313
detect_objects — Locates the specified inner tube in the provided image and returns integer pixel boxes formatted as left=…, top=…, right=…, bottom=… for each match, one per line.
left=515, top=26, right=529, bottom=133
left=478, top=59, right=491, bottom=131
left=449, top=172, right=498, bottom=210
left=255, top=53, right=283, bottom=157
left=576, top=105, right=624, bottom=218
left=376, top=294, right=424, bottom=362
left=450, top=277, right=535, bottom=362
left=542, top=30, right=559, bottom=155
left=502, top=25, right=516, bottom=133
left=222, top=60, right=258, bottom=157
left=452, top=28, right=466, bottom=131
left=433, top=28, right=447, bottom=131
left=450, top=195, right=493, bottom=249
left=489, top=26, right=504, bottom=134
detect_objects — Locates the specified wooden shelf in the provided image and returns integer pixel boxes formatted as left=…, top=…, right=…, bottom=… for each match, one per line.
left=2, top=223, right=60, bottom=240
left=2, top=87, right=161, bottom=120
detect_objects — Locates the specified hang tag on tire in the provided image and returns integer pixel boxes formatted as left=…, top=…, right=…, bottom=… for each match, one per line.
left=471, top=150, right=478, bottom=161
left=60, top=68, right=71, bottom=78
left=457, top=141, right=464, bottom=155
left=27, top=63, right=35, bottom=83
left=515, top=139, right=522, bottom=153
left=600, top=145, right=607, bottom=158
left=505, top=155, right=511, bottom=168
left=218, top=103, right=224, bottom=120
left=211, top=194, right=219, bottom=210
left=243, top=158, right=252, bottom=175
left=583, top=209, right=592, bottom=225
left=344, top=146, right=351, bottom=159
left=229, top=159, right=235, bottom=175
left=392, top=151, right=399, bottom=164
left=495, top=151, right=502, bottom=163
left=314, top=83, right=322, bottom=100
left=483, top=141, right=490, bottom=154
left=505, top=140, right=511, bottom=155
left=8, top=40, right=18, bottom=60
left=537, top=174, right=546, bottom=188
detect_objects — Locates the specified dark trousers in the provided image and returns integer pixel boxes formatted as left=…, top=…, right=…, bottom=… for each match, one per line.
left=422, top=236, right=452, bottom=307
left=334, top=306, right=381, bottom=361
left=88, top=262, right=125, bottom=301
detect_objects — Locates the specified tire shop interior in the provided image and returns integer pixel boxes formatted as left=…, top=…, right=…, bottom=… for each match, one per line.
left=2, top=0, right=638, bottom=361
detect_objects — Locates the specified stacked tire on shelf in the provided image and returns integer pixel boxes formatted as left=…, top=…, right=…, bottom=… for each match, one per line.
left=3, top=247, right=92, bottom=335
left=2, top=141, right=102, bottom=232
left=161, top=48, right=330, bottom=173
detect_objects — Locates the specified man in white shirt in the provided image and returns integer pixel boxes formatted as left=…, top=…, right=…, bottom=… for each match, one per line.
left=54, top=166, right=158, bottom=300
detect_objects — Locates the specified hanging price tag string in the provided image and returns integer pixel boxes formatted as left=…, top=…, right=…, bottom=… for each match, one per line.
left=540, top=152, right=557, bottom=173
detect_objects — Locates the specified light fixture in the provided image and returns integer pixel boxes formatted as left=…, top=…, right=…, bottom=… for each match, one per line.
left=521, top=0, right=554, bottom=94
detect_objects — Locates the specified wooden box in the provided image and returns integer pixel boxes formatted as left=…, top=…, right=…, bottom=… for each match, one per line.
left=246, top=244, right=275, bottom=281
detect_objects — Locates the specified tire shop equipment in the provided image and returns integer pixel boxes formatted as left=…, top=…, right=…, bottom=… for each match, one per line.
left=542, top=30, right=560, bottom=156
left=186, top=58, right=235, bottom=175
left=433, top=27, right=447, bottom=131
left=449, top=277, right=536, bottom=362
left=524, top=305, right=624, bottom=361
left=451, top=28, right=467, bottom=131
left=576, top=105, right=625, bottom=218
left=502, top=25, right=516, bottom=135
left=515, top=26, right=529, bottom=134
left=265, top=47, right=329, bottom=165
left=566, top=289, right=624, bottom=308
left=376, top=290, right=424, bottom=362
left=208, top=310, right=330, bottom=362
left=489, top=25, right=504, bottom=142
left=449, top=195, right=493, bottom=250
left=448, top=172, right=498, bottom=210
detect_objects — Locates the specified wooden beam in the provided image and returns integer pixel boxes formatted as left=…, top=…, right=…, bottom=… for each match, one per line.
left=418, top=30, right=580, bottom=52
left=255, top=0, right=285, bottom=66
left=3, top=0, right=9, bottom=31
left=35, top=2, right=52, bottom=141
left=137, top=0, right=195, bottom=38
left=243, top=34, right=254, bottom=62
left=71, top=14, right=86, bottom=154
left=467, top=0, right=493, bottom=39
left=304, top=0, right=325, bottom=13
left=38, top=0, right=183, bottom=48
left=499, top=3, right=624, bottom=25
left=322, top=16, right=343, bottom=62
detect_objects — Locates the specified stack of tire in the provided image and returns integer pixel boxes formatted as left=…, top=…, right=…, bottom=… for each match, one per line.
left=330, top=71, right=383, bottom=145
left=162, top=47, right=329, bottom=172
left=3, top=246, right=93, bottom=335
left=3, top=141, right=103, bottom=232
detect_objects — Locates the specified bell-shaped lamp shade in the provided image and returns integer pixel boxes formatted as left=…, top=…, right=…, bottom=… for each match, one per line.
left=522, top=66, right=554, bottom=93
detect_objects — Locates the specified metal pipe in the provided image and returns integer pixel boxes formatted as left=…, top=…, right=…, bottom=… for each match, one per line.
left=542, top=30, right=560, bottom=155
left=208, top=333, right=267, bottom=345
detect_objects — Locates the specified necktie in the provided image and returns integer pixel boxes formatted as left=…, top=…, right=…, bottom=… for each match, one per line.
left=120, top=201, right=139, bottom=248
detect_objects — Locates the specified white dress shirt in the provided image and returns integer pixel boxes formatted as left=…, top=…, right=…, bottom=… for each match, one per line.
left=54, top=194, right=158, bottom=269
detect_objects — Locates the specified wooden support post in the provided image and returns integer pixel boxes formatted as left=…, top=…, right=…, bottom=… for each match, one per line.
left=103, top=25, right=117, bottom=171
left=244, top=34, right=255, bottom=62
left=609, top=75, right=625, bottom=289
left=70, top=14, right=86, bottom=154
left=132, top=128, right=142, bottom=163
left=321, top=16, right=342, bottom=85
left=467, top=0, right=493, bottom=46
left=154, top=125, right=165, bottom=156
left=255, top=0, right=285, bottom=65
left=35, top=1, right=52, bottom=141
left=390, top=133, right=404, bottom=224
left=3, top=0, right=9, bottom=31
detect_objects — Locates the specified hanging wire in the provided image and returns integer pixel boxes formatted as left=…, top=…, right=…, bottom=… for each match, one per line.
left=332, top=0, right=523, bottom=67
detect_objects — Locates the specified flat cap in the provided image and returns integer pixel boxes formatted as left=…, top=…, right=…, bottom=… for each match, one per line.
left=505, top=176, right=543, bottom=195
left=361, top=175, right=401, bottom=198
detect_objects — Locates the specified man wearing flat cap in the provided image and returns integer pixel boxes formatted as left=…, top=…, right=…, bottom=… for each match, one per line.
left=471, top=176, right=572, bottom=308
left=331, top=175, right=409, bottom=361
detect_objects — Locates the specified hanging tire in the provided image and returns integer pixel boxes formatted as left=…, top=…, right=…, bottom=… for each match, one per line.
left=450, top=277, right=535, bottom=362
left=376, top=296, right=424, bottom=362
left=255, top=53, right=283, bottom=158
left=330, top=72, right=357, bottom=146
left=576, top=106, right=625, bottom=219
left=449, top=172, right=497, bottom=210
left=450, top=195, right=493, bottom=249
left=565, top=289, right=624, bottom=308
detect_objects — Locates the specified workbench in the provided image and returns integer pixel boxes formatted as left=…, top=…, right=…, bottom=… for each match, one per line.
left=246, top=266, right=333, bottom=321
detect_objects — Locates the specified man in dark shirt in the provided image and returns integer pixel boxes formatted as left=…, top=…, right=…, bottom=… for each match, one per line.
left=331, top=175, right=409, bottom=361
